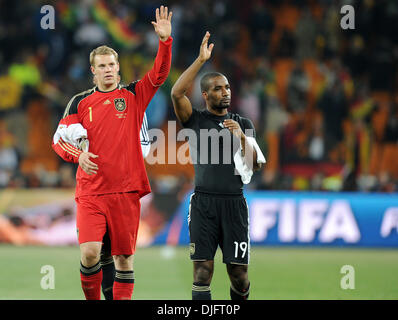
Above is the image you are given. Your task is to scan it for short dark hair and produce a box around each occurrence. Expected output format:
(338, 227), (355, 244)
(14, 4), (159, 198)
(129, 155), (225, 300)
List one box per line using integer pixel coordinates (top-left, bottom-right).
(200, 72), (226, 92)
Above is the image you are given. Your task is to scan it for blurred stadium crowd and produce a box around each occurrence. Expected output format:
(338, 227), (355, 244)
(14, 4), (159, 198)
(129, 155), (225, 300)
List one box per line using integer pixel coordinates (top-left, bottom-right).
(0, 0), (397, 195)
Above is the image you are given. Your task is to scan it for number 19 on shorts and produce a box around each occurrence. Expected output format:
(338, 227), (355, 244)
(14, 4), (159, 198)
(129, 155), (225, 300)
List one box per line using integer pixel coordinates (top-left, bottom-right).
(234, 241), (248, 259)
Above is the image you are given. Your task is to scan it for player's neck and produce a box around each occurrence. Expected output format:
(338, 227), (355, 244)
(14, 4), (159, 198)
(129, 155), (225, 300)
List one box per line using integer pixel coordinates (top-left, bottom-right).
(206, 105), (228, 116)
(97, 82), (118, 92)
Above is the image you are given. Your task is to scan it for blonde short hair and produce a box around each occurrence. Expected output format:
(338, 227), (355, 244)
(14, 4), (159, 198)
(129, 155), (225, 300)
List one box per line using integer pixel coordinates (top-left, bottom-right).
(89, 45), (119, 66)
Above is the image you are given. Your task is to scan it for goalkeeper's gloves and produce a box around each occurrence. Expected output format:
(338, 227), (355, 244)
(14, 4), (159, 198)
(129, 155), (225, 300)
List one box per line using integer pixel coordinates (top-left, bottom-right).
(77, 138), (89, 152)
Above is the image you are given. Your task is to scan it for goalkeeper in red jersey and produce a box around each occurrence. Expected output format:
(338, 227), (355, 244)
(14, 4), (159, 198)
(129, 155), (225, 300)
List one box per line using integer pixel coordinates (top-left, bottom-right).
(52, 6), (173, 300)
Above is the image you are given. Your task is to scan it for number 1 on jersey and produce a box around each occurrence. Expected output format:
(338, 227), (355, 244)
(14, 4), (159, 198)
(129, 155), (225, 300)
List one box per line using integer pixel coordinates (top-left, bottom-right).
(89, 107), (92, 122)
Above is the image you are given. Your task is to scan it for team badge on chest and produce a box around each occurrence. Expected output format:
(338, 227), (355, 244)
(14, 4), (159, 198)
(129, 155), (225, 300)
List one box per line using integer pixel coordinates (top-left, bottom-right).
(114, 98), (126, 112)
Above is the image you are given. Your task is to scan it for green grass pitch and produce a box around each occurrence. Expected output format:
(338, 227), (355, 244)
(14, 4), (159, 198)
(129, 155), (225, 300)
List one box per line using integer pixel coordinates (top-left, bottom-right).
(0, 245), (397, 300)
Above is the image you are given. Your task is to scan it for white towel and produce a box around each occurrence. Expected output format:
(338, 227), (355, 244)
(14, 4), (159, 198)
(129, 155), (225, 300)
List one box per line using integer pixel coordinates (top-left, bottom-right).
(53, 123), (89, 152)
(234, 136), (266, 184)
(53, 116), (151, 157)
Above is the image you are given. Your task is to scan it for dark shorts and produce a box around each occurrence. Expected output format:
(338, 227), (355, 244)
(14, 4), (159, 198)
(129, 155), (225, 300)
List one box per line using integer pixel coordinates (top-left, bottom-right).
(188, 191), (250, 265)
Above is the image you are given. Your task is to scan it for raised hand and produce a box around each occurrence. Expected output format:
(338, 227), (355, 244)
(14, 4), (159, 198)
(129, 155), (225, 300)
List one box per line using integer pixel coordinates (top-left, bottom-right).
(151, 5), (172, 41)
(198, 31), (214, 63)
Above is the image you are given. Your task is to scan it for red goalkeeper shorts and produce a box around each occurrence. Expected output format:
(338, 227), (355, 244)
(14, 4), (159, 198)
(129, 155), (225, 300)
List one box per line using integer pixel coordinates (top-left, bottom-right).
(76, 192), (141, 256)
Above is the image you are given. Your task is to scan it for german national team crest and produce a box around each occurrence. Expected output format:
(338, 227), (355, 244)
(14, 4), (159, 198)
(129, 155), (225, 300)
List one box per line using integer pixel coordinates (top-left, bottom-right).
(114, 98), (126, 112)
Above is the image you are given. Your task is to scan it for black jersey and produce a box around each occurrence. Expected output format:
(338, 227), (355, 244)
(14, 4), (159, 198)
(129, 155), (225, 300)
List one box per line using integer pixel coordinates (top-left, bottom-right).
(182, 108), (256, 195)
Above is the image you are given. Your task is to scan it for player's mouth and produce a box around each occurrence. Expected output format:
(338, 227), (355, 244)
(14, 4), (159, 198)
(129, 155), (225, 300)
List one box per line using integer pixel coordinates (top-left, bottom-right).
(105, 75), (114, 80)
(221, 98), (231, 104)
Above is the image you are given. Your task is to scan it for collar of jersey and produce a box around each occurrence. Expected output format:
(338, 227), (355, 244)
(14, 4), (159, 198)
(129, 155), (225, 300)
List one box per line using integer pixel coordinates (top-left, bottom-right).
(95, 84), (121, 93)
(203, 109), (230, 121)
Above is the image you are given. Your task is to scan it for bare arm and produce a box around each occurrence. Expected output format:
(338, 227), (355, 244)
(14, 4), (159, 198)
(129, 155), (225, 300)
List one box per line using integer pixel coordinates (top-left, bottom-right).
(241, 135), (262, 171)
(171, 32), (214, 124)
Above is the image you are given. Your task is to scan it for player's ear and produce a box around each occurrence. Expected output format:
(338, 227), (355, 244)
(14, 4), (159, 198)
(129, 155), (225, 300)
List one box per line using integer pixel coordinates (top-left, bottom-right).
(202, 91), (208, 101)
(90, 65), (96, 76)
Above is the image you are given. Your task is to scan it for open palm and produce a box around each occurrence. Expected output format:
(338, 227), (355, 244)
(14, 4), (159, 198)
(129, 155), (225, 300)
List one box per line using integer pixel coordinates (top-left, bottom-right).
(152, 6), (172, 41)
(199, 32), (214, 62)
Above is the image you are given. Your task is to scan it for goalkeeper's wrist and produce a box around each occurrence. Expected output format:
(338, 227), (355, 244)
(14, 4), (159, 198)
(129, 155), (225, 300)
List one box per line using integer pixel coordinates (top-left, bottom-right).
(75, 151), (83, 164)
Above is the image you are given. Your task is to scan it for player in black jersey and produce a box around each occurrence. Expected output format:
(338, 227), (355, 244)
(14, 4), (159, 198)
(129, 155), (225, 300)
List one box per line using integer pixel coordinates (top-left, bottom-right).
(171, 32), (265, 300)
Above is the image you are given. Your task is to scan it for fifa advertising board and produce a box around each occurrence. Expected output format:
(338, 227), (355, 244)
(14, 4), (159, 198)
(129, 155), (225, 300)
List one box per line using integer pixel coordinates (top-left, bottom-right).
(154, 191), (398, 247)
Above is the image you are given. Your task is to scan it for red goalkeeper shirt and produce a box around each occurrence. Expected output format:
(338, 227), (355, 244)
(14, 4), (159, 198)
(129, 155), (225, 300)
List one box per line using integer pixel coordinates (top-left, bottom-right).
(52, 37), (172, 198)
